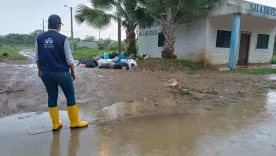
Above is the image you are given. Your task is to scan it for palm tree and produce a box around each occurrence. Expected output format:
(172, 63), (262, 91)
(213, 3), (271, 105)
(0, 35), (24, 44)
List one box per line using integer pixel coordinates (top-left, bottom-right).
(75, 0), (154, 56)
(139, 0), (219, 58)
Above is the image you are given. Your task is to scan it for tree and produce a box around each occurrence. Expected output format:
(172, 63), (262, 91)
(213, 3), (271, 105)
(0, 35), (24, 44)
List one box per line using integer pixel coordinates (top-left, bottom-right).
(0, 35), (6, 44)
(75, 0), (154, 56)
(139, 0), (218, 58)
(274, 35), (276, 54)
(82, 35), (96, 42)
(30, 30), (44, 41)
(69, 37), (82, 42)
(0, 30), (44, 46)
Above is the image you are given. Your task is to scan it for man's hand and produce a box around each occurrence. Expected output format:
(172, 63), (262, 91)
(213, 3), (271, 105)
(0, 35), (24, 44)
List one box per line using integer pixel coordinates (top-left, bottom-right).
(71, 72), (75, 81)
(36, 61), (40, 78)
(69, 64), (75, 81)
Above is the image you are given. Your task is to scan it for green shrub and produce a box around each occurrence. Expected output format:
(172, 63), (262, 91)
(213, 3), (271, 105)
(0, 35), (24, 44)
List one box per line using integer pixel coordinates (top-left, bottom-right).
(272, 55), (276, 64)
(97, 42), (106, 50)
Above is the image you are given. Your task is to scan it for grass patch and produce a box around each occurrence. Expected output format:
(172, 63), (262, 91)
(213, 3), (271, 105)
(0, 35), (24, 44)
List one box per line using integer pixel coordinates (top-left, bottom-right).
(138, 58), (203, 71)
(235, 68), (276, 74)
(173, 59), (203, 70)
(73, 48), (116, 59)
(272, 55), (276, 64)
(0, 46), (31, 60)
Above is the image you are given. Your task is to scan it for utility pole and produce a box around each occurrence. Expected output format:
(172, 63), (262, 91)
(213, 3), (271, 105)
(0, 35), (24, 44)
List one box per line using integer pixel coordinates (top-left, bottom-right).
(70, 7), (74, 51)
(65, 5), (74, 51)
(98, 30), (101, 41)
(117, 0), (122, 54)
(43, 19), (45, 32)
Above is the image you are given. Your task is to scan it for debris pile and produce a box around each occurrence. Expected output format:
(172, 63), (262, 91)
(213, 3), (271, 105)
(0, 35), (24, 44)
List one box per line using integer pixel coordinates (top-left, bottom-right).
(77, 52), (137, 70)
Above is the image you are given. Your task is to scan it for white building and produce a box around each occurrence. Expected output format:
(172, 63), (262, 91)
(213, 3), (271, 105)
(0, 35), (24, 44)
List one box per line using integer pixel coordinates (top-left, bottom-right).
(138, 0), (276, 68)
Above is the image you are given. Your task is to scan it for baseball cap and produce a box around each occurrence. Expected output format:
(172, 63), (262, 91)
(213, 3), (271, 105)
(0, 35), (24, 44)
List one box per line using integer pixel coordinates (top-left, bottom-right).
(48, 14), (63, 25)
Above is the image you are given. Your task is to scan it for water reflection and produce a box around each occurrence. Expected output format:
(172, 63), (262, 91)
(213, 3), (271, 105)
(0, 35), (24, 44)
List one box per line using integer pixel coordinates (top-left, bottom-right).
(50, 128), (88, 156)
(90, 91), (274, 155)
(67, 128), (87, 156)
(50, 131), (61, 156)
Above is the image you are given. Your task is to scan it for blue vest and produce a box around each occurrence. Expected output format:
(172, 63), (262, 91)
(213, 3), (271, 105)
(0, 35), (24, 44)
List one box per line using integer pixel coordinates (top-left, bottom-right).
(37, 30), (69, 72)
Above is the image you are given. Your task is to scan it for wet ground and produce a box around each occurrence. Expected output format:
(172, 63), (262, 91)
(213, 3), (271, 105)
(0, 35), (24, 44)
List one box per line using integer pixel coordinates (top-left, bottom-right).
(2, 50), (276, 155)
(1, 90), (276, 156)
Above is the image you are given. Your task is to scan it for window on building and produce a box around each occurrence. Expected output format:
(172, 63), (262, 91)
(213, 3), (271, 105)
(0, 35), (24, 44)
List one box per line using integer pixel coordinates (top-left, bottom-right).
(257, 34), (269, 49)
(216, 30), (232, 48)
(158, 33), (165, 47)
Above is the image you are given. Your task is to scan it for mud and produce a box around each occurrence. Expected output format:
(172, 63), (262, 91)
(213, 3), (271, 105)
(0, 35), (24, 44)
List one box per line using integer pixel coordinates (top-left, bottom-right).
(1, 50), (276, 117)
(1, 90), (276, 155)
(2, 50), (276, 155)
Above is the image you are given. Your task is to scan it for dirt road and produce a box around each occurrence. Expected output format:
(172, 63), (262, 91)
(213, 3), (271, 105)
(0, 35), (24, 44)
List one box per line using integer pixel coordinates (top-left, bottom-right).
(1, 50), (276, 117)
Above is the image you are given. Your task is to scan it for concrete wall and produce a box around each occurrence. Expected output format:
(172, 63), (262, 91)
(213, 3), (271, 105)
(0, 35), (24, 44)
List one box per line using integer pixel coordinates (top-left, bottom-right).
(137, 0), (276, 65)
(209, 0), (276, 21)
(206, 14), (276, 65)
(77, 42), (97, 49)
(138, 22), (163, 57)
(244, 16), (276, 63)
(174, 18), (207, 62)
(138, 19), (207, 61)
(206, 16), (231, 64)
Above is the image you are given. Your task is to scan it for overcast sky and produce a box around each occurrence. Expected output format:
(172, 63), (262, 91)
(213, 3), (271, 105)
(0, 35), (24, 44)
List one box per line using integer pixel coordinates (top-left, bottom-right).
(0, 0), (275, 40)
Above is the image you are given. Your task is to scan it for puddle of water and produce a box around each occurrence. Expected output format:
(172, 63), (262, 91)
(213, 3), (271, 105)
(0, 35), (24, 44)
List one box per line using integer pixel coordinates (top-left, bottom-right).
(1, 91), (276, 156)
(19, 50), (35, 58)
(271, 65), (276, 69)
(0, 50), (36, 68)
(92, 101), (154, 120)
(268, 74), (276, 81)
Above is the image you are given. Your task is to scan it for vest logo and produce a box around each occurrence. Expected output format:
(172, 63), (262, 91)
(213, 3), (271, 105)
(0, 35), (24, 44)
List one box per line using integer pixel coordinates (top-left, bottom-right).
(44, 37), (54, 49)
(45, 38), (53, 44)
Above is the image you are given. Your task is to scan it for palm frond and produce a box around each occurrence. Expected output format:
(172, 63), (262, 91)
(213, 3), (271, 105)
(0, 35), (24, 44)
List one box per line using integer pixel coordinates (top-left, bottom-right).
(138, 0), (219, 25)
(92, 0), (116, 11)
(134, 7), (155, 28)
(75, 4), (117, 29)
(123, 0), (138, 12)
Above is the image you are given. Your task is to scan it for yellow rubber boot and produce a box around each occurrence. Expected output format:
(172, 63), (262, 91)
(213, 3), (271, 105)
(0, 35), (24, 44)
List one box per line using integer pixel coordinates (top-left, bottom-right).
(67, 105), (88, 129)
(48, 107), (63, 131)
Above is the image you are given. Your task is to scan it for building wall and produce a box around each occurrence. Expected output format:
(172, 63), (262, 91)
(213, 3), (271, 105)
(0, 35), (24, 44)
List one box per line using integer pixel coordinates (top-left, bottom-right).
(174, 18), (207, 62)
(138, 0), (276, 65)
(138, 19), (207, 61)
(206, 16), (232, 64)
(138, 22), (163, 58)
(206, 14), (276, 65)
(209, 0), (276, 21)
(247, 28), (275, 64)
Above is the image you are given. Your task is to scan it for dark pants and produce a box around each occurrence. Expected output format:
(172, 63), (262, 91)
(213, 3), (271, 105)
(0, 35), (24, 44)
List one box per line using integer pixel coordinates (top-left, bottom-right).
(40, 71), (76, 108)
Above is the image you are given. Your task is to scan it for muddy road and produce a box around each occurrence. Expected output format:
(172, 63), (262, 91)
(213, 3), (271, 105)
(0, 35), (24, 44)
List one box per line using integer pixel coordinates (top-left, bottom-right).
(1, 90), (276, 156)
(1, 50), (276, 155)
(1, 50), (276, 117)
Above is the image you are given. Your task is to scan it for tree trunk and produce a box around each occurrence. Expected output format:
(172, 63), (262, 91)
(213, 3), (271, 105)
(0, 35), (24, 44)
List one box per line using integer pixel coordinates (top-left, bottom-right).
(162, 23), (175, 59)
(125, 26), (137, 56)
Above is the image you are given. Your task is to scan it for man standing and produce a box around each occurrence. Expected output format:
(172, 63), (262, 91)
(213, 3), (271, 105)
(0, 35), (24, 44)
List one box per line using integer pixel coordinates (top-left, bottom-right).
(35, 14), (88, 131)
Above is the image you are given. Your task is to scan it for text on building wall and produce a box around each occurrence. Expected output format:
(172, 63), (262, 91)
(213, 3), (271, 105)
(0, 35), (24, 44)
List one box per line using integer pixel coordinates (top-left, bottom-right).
(139, 30), (158, 36)
(249, 3), (276, 16)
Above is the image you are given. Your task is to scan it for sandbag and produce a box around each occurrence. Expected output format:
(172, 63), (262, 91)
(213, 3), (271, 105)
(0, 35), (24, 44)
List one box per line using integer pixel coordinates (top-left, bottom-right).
(86, 59), (98, 68)
(128, 59), (137, 70)
(113, 62), (129, 69)
(118, 55), (126, 60)
(98, 59), (113, 68)
(78, 58), (98, 68)
(109, 52), (118, 59)
(112, 56), (119, 63)
(104, 53), (110, 59)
